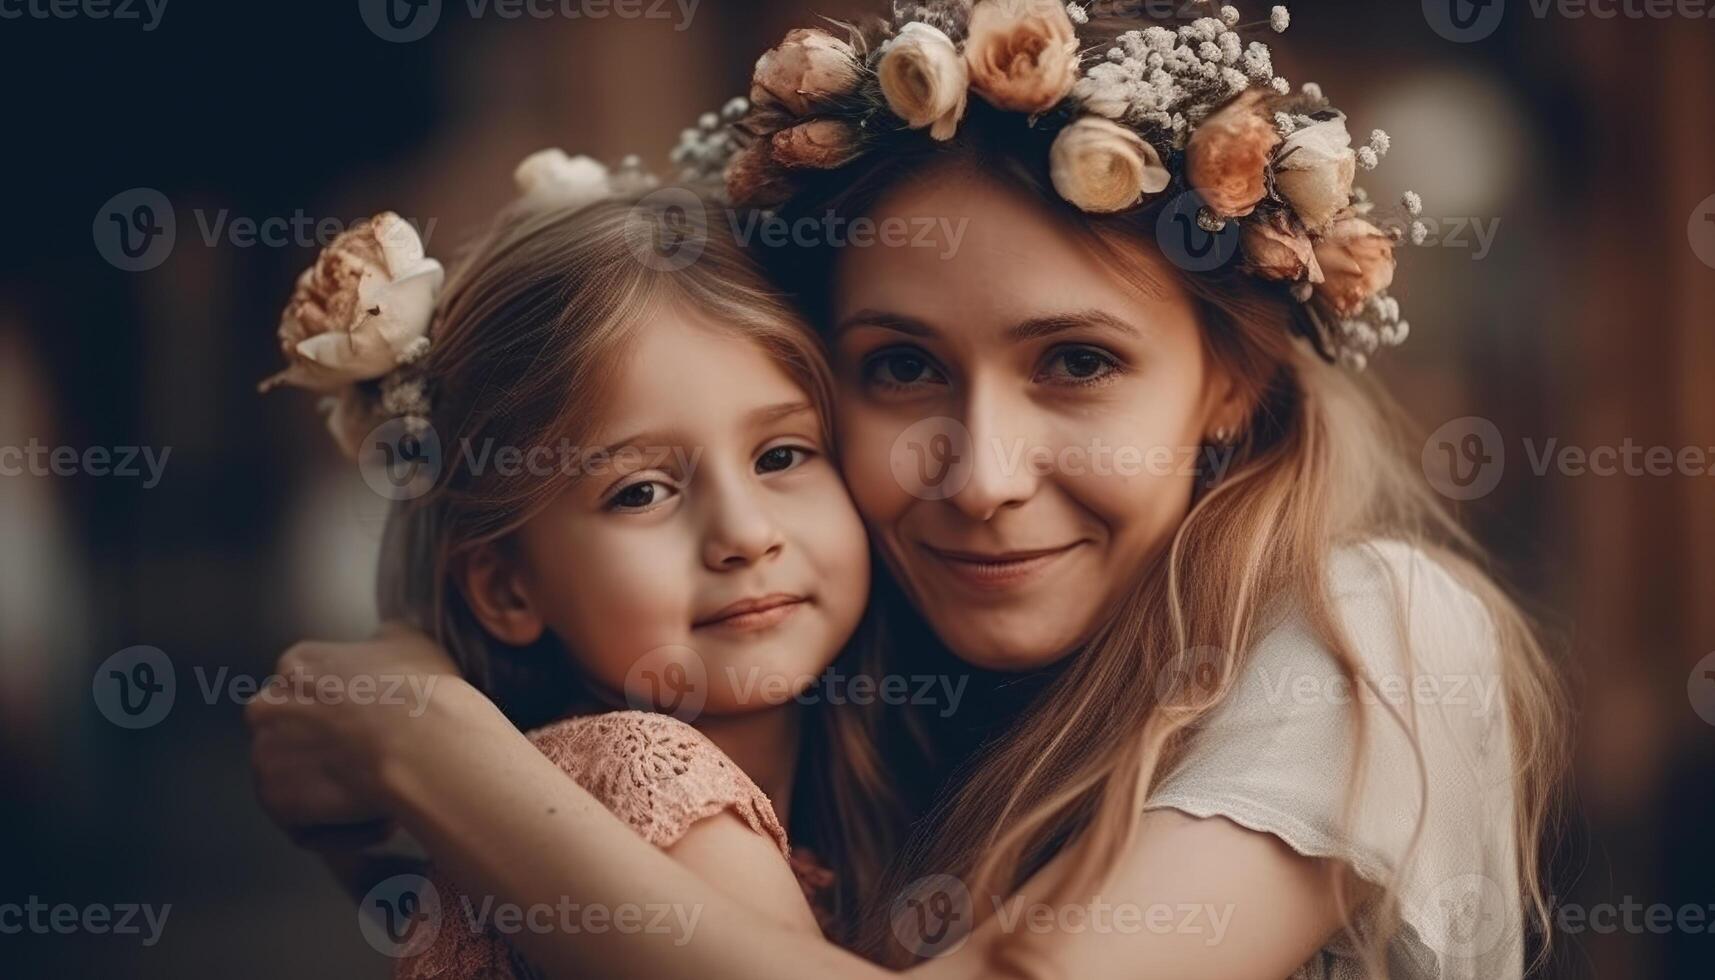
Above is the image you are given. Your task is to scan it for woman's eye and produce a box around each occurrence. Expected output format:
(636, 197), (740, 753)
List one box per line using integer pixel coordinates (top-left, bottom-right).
(756, 445), (811, 474)
(862, 348), (946, 390)
(606, 480), (673, 511)
(1039, 346), (1121, 386)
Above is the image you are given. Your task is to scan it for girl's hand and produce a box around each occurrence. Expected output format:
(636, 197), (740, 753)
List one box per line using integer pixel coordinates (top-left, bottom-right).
(244, 623), (468, 839)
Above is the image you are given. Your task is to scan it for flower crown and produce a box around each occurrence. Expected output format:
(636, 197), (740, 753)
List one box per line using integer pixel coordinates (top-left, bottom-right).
(259, 150), (655, 457)
(672, 0), (1424, 370)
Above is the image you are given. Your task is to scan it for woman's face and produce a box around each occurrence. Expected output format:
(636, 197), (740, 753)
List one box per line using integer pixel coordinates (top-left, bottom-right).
(829, 164), (1235, 670)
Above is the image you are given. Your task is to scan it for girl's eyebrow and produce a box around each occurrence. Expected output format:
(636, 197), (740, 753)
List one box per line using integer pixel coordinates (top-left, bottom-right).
(747, 400), (817, 426)
(591, 401), (816, 460)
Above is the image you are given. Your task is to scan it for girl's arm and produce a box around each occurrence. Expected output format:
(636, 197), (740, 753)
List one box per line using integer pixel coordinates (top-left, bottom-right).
(249, 630), (1349, 980)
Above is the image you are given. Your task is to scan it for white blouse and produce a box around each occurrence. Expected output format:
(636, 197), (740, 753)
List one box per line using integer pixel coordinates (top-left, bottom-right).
(1146, 540), (1522, 980)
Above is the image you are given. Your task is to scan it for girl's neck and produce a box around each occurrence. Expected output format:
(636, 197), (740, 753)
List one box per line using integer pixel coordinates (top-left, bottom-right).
(689, 703), (803, 826)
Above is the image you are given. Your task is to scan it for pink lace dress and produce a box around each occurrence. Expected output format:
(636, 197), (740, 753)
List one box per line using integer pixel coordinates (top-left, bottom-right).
(394, 710), (830, 979)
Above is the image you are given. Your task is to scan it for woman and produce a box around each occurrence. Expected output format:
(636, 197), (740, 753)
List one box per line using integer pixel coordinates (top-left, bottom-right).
(247, 4), (1565, 978)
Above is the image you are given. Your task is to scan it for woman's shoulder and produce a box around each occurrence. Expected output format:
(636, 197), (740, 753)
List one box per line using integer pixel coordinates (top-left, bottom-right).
(1267, 538), (1502, 681)
(524, 711), (789, 856)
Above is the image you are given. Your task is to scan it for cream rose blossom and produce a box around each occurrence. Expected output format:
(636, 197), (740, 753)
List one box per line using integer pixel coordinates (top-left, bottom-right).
(1184, 88), (1280, 219)
(878, 22), (969, 140)
(965, 0), (1080, 115)
(751, 28), (862, 117)
(1274, 116), (1357, 233)
(1050, 116), (1170, 214)
(513, 149), (611, 208)
(1311, 217), (1395, 318)
(259, 213), (443, 394)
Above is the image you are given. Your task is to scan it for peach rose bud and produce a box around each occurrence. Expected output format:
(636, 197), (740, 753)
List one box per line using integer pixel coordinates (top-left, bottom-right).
(751, 28), (862, 117)
(965, 0), (1080, 115)
(259, 213), (443, 394)
(1274, 115), (1357, 233)
(1050, 116), (1170, 214)
(878, 21), (969, 141)
(1311, 217), (1396, 319)
(1242, 211), (1324, 283)
(771, 118), (864, 169)
(1184, 88), (1281, 220)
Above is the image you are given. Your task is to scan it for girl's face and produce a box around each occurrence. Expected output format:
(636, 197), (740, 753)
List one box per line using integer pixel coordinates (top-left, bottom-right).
(494, 305), (869, 717)
(829, 166), (1237, 670)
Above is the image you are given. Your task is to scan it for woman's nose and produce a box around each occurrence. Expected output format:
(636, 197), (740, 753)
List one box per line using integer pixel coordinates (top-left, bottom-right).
(946, 385), (1041, 523)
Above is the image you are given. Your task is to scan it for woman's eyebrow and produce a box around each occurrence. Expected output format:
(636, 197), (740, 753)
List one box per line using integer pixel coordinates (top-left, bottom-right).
(832, 309), (936, 338)
(1006, 309), (1142, 342)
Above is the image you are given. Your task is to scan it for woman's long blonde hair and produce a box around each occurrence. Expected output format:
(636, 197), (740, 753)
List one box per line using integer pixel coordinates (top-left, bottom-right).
(762, 99), (1569, 974)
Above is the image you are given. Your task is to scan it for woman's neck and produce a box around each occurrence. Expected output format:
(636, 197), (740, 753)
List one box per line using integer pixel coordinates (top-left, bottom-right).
(690, 704), (803, 826)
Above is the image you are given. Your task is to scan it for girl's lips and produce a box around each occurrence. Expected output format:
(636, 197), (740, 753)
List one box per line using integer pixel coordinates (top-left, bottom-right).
(921, 543), (1083, 591)
(693, 594), (808, 633)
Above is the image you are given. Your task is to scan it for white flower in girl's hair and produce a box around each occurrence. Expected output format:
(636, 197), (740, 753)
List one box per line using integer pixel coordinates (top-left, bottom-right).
(879, 21), (969, 141)
(259, 213), (444, 394)
(514, 148), (613, 208)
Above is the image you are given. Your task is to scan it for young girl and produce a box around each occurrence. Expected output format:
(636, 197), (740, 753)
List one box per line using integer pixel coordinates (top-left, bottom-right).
(256, 154), (903, 976)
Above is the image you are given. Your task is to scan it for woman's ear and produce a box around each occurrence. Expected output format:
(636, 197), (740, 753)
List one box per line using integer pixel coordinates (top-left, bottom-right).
(1201, 362), (1252, 444)
(457, 543), (546, 647)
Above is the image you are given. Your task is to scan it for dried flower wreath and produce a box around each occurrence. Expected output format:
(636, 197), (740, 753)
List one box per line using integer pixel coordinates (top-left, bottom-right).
(672, 0), (1426, 369)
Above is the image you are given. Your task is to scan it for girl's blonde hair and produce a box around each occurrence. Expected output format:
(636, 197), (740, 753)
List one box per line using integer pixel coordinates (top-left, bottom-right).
(374, 193), (915, 919)
(762, 102), (1569, 975)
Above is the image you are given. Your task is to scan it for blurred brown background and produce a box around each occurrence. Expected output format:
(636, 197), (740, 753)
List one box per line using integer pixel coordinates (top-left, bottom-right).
(0, 0), (1710, 976)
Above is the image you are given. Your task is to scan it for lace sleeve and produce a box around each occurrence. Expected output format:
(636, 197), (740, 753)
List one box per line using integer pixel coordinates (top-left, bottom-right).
(528, 710), (789, 856)
(393, 710), (790, 980)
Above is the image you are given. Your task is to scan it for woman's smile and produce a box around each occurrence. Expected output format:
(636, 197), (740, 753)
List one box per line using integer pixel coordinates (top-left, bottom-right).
(919, 541), (1086, 592)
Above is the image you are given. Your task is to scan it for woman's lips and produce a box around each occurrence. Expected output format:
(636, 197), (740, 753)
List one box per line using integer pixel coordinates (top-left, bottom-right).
(921, 543), (1083, 591)
(693, 594), (808, 633)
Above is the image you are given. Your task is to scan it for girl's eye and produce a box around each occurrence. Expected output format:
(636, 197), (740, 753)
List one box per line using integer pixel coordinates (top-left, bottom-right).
(606, 480), (674, 512)
(756, 445), (812, 474)
(862, 348), (946, 391)
(1039, 346), (1122, 386)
